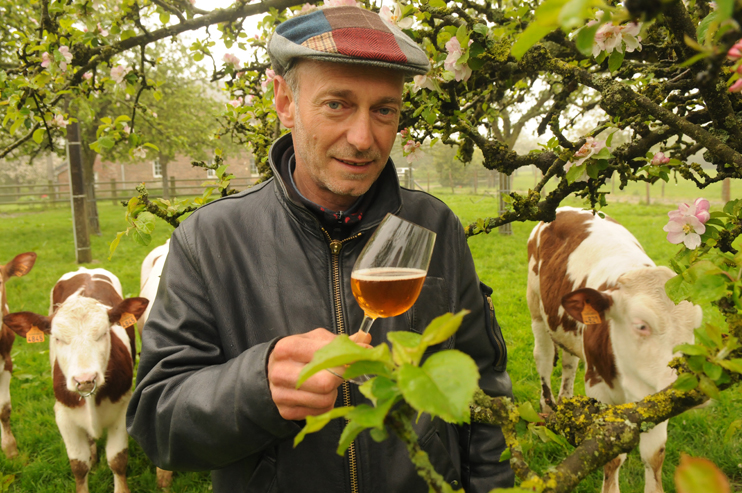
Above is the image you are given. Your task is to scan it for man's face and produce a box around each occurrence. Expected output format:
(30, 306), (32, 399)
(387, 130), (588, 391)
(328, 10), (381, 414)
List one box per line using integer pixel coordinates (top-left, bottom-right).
(275, 60), (404, 211)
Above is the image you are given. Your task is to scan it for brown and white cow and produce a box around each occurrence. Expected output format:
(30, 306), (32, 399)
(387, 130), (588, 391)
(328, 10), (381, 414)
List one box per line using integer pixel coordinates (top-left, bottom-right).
(527, 207), (703, 493)
(0, 252), (37, 458)
(137, 240), (173, 489)
(3, 267), (147, 493)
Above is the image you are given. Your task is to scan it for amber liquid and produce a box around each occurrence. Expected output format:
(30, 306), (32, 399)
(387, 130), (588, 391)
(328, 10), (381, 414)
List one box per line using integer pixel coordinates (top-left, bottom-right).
(351, 267), (426, 319)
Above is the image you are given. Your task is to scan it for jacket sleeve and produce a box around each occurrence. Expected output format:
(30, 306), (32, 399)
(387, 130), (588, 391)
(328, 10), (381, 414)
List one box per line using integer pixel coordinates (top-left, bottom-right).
(126, 226), (300, 471)
(451, 224), (515, 492)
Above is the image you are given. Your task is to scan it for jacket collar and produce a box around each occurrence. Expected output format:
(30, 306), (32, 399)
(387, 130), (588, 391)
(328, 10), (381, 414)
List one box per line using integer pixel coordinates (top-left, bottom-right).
(268, 133), (403, 235)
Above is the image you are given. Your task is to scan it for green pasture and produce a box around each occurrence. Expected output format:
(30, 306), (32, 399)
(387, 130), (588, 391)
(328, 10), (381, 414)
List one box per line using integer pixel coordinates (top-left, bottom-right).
(1, 191), (741, 492)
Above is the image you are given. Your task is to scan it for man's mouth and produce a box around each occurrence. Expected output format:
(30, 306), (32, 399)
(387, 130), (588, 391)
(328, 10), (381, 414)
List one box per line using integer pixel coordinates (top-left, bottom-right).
(336, 158), (370, 166)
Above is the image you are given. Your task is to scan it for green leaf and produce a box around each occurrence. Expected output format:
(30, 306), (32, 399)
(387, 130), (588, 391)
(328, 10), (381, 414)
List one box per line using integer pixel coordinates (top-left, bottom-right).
(499, 448), (512, 462)
(143, 142), (160, 151)
(97, 136), (115, 150)
(428, 0), (447, 8)
(518, 401), (542, 423)
(705, 324), (723, 349)
(32, 127), (45, 144)
(473, 23), (489, 35)
(673, 373), (699, 392)
(703, 361), (722, 381)
(511, 23), (554, 61)
(342, 360), (393, 381)
(387, 330), (424, 366)
(608, 49), (625, 73)
(678, 51), (711, 68)
(358, 375), (399, 405)
(294, 407), (352, 447)
(134, 211), (156, 234)
(558, 0), (591, 31)
(297, 336), (392, 387)
(697, 374), (720, 400)
(565, 163), (586, 183)
(674, 454), (731, 493)
(543, 427), (571, 449)
(420, 310), (468, 349)
(723, 419), (741, 444)
(665, 275), (691, 303)
(159, 12), (170, 24)
(673, 343), (709, 356)
(132, 228), (152, 247)
(718, 359), (742, 374)
(397, 350), (479, 423)
(108, 230), (126, 260)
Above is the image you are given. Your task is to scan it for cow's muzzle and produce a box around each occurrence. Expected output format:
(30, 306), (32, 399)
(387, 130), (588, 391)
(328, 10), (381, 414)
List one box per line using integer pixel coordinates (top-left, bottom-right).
(74, 377), (98, 397)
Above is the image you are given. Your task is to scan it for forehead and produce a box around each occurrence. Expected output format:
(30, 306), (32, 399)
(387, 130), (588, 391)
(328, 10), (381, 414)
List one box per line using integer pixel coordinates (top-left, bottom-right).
(295, 60), (404, 100)
(52, 296), (110, 336)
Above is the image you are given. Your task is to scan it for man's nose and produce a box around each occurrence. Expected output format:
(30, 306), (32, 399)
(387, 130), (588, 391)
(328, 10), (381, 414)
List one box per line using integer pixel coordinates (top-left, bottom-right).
(346, 112), (373, 151)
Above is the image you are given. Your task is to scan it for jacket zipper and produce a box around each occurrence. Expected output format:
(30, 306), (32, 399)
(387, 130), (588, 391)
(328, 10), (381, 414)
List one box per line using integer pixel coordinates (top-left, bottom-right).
(487, 295), (506, 368)
(322, 228), (362, 493)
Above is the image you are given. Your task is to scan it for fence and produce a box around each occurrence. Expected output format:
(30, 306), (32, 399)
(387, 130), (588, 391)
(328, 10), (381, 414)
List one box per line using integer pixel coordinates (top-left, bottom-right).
(0, 176), (261, 208)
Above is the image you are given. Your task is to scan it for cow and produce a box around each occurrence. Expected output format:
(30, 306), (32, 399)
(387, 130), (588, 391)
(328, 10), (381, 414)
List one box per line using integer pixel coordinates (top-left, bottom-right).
(526, 207), (703, 493)
(3, 267), (148, 493)
(137, 240), (173, 489)
(0, 252), (37, 458)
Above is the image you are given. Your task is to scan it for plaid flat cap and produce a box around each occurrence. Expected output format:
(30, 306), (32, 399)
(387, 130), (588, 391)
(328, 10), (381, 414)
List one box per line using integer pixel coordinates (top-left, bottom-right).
(268, 6), (430, 76)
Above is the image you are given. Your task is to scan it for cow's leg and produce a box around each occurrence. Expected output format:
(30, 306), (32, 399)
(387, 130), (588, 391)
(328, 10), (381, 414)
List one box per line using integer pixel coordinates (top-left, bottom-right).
(88, 435), (98, 466)
(602, 453), (626, 493)
(532, 317), (557, 413)
(56, 409), (92, 493)
(106, 412), (131, 493)
(0, 364), (18, 458)
(156, 468), (174, 490)
(639, 421), (667, 493)
(557, 350), (579, 402)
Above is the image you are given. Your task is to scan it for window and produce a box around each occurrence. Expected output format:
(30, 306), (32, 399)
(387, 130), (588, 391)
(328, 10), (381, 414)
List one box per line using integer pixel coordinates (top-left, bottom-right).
(153, 159), (162, 178)
(206, 168), (217, 178)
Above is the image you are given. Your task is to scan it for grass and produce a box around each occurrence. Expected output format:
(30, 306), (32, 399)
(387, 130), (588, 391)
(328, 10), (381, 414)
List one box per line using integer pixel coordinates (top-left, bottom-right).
(1, 190), (741, 492)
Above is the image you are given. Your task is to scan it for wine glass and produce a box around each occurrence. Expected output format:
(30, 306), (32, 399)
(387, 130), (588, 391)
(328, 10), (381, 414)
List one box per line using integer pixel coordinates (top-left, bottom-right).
(344, 213), (436, 383)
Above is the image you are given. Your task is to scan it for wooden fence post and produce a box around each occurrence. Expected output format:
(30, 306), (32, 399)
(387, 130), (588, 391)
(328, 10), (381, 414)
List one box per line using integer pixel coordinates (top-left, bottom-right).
(48, 179), (56, 203)
(66, 121), (92, 263)
(498, 172), (513, 235)
(111, 178), (117, 205)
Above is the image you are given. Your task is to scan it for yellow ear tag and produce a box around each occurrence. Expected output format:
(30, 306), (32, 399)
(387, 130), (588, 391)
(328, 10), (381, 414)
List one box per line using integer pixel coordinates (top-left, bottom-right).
(581, 303), (603, 325)
(14, 264), (29, 276)
(120, 312), (137, 329)
(26, 326), (45, 343)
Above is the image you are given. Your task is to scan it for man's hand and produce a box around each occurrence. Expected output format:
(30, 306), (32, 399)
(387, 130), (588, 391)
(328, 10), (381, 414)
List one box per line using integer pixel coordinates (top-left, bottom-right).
(267, 328), (371, 421)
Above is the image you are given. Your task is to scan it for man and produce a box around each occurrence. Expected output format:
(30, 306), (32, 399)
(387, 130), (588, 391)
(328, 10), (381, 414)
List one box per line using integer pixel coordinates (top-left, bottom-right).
(127, 5), (514, 492)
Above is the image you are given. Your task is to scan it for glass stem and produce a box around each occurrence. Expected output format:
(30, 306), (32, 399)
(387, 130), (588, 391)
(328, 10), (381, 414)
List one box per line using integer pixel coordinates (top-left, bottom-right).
(358, 315), (376, 334)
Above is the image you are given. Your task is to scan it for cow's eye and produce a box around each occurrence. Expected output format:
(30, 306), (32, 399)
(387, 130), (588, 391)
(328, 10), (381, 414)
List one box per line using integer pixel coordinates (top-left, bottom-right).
(54, 336), (68, 345)
(633, 321), (651, 335)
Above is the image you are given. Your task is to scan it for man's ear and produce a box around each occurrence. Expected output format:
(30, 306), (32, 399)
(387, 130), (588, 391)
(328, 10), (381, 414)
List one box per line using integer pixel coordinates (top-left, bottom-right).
(274, 75), (296, 129)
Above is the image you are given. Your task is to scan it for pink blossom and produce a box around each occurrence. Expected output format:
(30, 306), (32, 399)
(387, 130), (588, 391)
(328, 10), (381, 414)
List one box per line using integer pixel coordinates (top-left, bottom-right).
(564, 137), (606, 180)
(59, 46), (73, 63)
(189, 0), (196, 4)
(728, 39), (742, 60)
(399, 128), (410, 139)
(152, 112), (158, 118)
(444, 37), (473, 82)
(591, 13), (642, 57)
(132, 146), (147, 159)
(380, 3), (413, 29)
(663, 199), (710, 249)
(324, 0), (361, 7)
(50, 114), (69, 128)
(262, 68), (276, 90)
(222, 53), (242, 70)
(651, 152), (670, 165)
(97, 23), (108, 37)
(729, 79), (742, 93)
(228, 97), (243, 108)
(245, 95), (255, 104)
(122, 123), (131, 135)
(299, 3), (314, 14)
(41, 52), (51, 68)
(83, 72), (93, 80)
(403, 140), (423, 163)
(412, 74), (437, 93)
(110, 65), (132, 85)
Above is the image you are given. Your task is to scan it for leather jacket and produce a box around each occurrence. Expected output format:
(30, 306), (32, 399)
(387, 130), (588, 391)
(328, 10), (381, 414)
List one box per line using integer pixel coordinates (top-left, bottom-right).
(126, 133), (514, 493)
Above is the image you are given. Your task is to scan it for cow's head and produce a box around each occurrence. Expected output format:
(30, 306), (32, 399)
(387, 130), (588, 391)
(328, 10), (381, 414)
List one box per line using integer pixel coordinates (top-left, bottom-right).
(562, 266), (702, 400)
(1, 252), (37, 314)
(4, 294), (147, 396)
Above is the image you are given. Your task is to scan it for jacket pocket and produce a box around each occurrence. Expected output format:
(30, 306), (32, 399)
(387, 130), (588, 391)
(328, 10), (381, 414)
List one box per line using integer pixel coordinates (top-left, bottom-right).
(480, 282), (508, 372)
(245, 454), (277, 492)
(409, 276), (453, 351)
(419, 424), (463, 490)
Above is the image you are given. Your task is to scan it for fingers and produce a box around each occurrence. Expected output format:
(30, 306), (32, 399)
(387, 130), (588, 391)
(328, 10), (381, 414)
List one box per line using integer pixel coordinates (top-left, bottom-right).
(349, 331), (372, 347)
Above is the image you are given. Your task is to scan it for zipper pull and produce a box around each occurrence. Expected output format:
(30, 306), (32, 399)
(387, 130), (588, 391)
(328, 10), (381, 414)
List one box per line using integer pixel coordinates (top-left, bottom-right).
(329, 239), (343, 255)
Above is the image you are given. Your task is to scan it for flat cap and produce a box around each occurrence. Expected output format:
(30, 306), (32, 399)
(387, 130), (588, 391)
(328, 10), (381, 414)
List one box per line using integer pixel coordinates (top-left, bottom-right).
(267, 6), (430, 76)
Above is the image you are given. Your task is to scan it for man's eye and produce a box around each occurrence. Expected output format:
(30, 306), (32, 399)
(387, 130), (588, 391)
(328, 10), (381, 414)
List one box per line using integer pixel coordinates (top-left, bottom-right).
(327, 101), (342, 110)
(378, 107), (395, 116)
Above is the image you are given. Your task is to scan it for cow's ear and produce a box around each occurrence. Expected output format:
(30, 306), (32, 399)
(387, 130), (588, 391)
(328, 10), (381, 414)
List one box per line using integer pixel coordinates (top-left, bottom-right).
(3, 312), (51, 337)
(562, 288), (612, 325)
(3, 252), (37, 279)
(109, 297), (150, 324)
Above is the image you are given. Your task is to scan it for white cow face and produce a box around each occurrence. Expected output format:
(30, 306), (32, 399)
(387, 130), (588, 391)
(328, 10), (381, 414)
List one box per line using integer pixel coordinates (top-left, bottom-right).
(563, 266), (703, 401)
(3, 294), (147, 396)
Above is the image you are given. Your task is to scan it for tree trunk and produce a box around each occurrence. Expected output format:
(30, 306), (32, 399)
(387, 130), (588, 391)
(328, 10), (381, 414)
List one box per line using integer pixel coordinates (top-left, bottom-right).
(160, 155), (170, 200)
(81, 144), (101, 235)
(66, 121), (92, 263)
